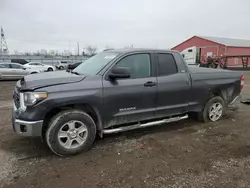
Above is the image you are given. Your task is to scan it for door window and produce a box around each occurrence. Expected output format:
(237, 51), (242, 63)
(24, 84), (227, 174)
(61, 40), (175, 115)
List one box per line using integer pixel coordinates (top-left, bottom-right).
(0, 64), (10, 68)
(157, 53), (178, 76)
(29, 63), (41, 66)
(114, 54), (151, 79)
(10, 64), (22, 69)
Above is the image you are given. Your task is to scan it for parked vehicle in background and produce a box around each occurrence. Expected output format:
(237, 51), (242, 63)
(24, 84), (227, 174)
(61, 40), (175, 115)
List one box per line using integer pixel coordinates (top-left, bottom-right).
(24, 62), (56, 72)
(12, 49), (243, 156)
(0, 62), (41, 80)
(55, 61), (72, 70)
(67, 62), (82, 70)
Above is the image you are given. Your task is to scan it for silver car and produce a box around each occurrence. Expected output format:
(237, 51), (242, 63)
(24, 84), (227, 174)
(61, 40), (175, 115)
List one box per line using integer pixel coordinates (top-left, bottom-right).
(0, 62), (40, 80)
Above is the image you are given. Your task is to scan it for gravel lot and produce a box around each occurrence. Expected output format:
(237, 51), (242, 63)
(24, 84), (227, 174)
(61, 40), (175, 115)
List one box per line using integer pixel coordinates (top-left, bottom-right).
(0, 71), (250, 188)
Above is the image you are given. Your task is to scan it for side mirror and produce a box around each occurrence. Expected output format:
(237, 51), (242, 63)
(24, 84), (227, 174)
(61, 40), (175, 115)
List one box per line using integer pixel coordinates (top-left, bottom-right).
(109, 67), (131, 79)
(22, 67), (26, 70)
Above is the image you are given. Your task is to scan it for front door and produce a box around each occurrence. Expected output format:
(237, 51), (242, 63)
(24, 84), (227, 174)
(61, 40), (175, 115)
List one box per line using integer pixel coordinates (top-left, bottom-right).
(103, 53), (157, 128)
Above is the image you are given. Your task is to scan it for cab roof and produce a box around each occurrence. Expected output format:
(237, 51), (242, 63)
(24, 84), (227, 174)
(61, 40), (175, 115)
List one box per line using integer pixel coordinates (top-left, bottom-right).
(105, 48), (178, 54)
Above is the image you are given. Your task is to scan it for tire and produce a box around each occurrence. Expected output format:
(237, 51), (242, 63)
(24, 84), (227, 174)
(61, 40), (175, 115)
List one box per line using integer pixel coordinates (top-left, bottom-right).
(208, 63), (217, 69)
(46, 110), (96, 157)
(59, 66), (64, 70)
(198, 96), (225, 123)
(47, 67), (53, 71)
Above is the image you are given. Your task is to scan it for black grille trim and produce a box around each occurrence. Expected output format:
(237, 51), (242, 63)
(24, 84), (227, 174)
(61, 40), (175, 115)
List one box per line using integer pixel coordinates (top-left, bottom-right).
(13, 87), (20, 109)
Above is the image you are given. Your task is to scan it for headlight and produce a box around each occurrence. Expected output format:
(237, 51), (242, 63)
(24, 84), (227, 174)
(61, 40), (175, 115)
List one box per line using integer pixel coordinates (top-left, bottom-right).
(23, 92), (48, 106)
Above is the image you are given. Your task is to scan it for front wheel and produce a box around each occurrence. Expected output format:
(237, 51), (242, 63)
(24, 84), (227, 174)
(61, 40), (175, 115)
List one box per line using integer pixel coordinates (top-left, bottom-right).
(199, 96), (226, 123)
(46, 110), (96, 157)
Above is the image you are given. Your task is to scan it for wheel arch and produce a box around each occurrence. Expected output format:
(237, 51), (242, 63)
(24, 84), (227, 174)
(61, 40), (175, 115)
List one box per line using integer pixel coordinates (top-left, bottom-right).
(42, 103), (103, 139)
(210, 88), (223, 98)
(209, 85), (236, 105)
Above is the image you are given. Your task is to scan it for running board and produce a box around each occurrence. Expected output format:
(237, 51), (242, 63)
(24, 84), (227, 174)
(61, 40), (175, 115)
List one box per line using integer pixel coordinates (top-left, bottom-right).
(103, 115), (189, 134)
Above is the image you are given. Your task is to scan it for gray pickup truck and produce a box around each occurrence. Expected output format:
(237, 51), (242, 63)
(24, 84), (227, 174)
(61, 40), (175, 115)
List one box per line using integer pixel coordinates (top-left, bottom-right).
(12, 49), (244, 156)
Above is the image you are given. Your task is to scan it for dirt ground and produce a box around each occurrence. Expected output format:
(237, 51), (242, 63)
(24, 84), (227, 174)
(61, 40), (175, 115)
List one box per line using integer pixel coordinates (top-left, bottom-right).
(0, 71), (250, 188)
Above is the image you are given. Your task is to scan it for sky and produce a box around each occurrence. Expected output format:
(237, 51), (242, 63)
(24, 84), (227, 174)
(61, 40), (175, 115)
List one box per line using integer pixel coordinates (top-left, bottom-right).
(0, 0), (250, 53)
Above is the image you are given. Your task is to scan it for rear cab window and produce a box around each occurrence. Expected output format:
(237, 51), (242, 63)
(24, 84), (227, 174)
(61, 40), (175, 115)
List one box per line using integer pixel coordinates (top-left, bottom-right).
(157, 53), (178, 76)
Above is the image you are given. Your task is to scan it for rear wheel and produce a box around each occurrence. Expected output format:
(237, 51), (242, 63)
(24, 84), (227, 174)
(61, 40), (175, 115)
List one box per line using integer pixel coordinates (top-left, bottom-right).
(47, 67), (53, 71)
(45, 110), (96, 157)
(59, 66), (64, 70)
(198, 96), (225, 122)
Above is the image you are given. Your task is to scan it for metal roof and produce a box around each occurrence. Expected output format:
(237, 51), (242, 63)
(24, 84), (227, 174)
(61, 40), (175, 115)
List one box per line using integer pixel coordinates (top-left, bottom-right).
(198, 36), (250, 47)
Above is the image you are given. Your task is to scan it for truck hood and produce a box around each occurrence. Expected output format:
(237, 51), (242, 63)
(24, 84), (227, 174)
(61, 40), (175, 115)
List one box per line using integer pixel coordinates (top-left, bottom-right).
(19, 71), (86, 91)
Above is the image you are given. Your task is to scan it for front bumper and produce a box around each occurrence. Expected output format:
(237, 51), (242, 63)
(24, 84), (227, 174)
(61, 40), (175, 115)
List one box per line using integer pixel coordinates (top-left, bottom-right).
(228, 95), (241, 111)
(12, 104), (43, 137)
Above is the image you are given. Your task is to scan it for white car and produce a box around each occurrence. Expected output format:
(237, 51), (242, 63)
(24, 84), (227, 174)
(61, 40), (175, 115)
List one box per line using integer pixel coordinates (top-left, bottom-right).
(55, 61), (72, 70)
(24, 62), (56, 72)
(0, 62), (42, 80)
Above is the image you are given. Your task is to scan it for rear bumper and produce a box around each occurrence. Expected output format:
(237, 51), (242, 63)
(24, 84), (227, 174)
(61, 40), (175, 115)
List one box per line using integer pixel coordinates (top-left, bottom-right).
(228, 95), (241, 111)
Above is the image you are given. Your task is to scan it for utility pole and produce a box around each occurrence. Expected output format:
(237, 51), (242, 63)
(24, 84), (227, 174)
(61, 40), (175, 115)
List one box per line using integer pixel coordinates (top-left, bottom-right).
(77, 42), (79, 56)
(0, 27), (9, 55)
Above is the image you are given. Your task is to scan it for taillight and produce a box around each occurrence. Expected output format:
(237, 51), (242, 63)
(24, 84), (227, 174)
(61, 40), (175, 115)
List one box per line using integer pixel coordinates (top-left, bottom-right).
(241, 75), (244, 89)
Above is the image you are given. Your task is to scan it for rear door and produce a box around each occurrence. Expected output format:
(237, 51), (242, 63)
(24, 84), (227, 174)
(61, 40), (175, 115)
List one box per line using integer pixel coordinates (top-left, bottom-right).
(27, 63), (44, 71)
(10, 64), (28, 79)
(0, 63), (11, 79)
(102, 52), (157, 128)
(155, 52), (191, 117)
(35, 63), (46, 71)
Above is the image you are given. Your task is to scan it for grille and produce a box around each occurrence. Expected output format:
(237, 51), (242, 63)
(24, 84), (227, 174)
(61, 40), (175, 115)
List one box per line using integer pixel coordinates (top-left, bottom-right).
(13, 87), (20, 109)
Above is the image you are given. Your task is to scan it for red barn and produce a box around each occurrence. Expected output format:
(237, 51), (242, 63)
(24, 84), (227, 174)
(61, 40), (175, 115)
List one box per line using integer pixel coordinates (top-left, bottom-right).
(172, 36), (250, 66)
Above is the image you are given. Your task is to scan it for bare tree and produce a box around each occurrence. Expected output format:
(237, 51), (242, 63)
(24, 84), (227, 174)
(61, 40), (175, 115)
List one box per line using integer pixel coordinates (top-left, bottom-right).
(24, 52), (32, 56)
(14, 50), (19, 55)
(40, 49), (47, 55)
(103, 45), (114, 51)
(32, 50), (41, 56)
(124, 44), (134, 49)
(48, 50), (56, 56)
(83, 45), (97, 57)
(54, 50), (60, 56)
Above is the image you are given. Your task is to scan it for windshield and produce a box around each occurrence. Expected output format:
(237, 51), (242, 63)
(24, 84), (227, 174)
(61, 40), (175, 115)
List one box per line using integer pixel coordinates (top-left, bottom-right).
(73, 52), (119, 75)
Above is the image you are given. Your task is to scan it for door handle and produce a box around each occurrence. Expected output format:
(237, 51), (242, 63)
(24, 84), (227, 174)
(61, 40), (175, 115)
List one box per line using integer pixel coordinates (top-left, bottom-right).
(144, 81), (156, 87)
